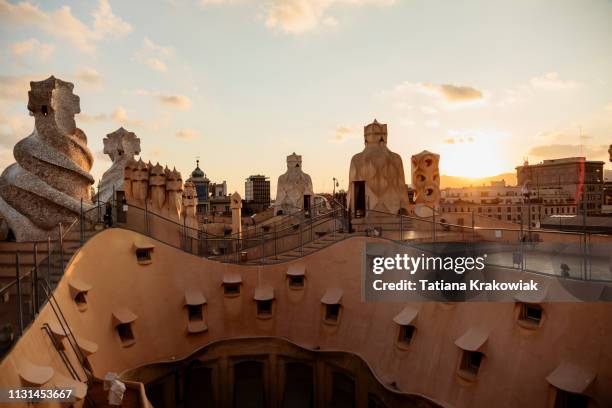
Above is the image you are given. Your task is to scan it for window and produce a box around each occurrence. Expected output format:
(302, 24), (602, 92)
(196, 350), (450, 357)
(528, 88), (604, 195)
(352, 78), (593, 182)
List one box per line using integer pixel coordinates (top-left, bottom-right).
(517, 303), (543, 328)
(224, 283), (240, 296)
(322, 288), (342, 324)
(74, 291), (87, 310)
(116, 323), (134, 345)
(398, 325), (415, 345)
(325, 304), (341, 322)
(554, 389), (589, 408)
(460, 351), (483, 376)
(136, 248), (152, 263)
(257, 300), (273, 317)
(188, 304), (203, 321)
(288, 275), (304, 288)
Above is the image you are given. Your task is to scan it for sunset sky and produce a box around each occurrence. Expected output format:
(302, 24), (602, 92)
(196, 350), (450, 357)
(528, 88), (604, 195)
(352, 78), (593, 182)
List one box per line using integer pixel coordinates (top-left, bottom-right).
(1, 0), (611, 196)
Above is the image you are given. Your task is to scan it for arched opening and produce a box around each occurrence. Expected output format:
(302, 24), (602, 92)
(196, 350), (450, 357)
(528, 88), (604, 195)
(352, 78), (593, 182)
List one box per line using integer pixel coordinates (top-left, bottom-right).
(234, 361), (266, 408)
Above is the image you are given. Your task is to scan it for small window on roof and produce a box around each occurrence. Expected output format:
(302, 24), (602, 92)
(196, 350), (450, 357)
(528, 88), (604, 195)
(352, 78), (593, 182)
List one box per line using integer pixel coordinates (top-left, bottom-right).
(257, 300), (273, 317)
(287, 264), (306, 289)
(69, 279), (92, 312)
(113, 309), (137, 347)
(460, 350), (483, 377)
(325, 304), (340, 322)
(117, 323), (134, 345)
(223, 274), (242, 297)
(224, 283), (240, 296)
(188, 304), (203, 321)
(136, 248), (152, 263)
(254, 286), (274, 319)
(517, 302), (543, 329)
(553, 389), (589, 408)
(398, 325), (415, 345)
(321, 288), (343, 325)
(288, 275), (304, 288)
(74, 291), (87, 309)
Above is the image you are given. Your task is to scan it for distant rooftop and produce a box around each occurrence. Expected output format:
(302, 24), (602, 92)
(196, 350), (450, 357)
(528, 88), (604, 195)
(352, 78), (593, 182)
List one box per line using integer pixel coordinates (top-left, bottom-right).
(517, 157), (605, 168)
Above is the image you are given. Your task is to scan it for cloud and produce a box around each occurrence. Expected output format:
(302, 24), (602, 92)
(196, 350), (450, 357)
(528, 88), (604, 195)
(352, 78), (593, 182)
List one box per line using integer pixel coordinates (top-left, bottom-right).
(78, 112), (108, 123)
(382, 81), (486, 117)
(527, 144), (608, 160)
(93, 0), (132, 38)
(136, 90), (192, 109)
(134, 37), (174, 72)
(530, 72), (580, 90)
(333, 125), (353, 142)
(424, 119), (440, 128)
(0, 112), (32, 147)
(111, 106), (143, 127)
(157, 94), (191, 109)
(175, 129), (199, 140)
(0, 75), (32, 101)
(200, 0), (395, 34)
(443, 136), (474, 144)
(0, 0), (131, 54)
(75, 67), (103, 90)
(421, 83), (483, 102)
(9, 38), (54, 62)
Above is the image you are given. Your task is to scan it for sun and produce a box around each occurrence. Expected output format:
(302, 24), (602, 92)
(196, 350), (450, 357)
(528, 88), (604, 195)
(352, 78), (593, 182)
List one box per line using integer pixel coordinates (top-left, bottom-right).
(439, 138), (509, 178)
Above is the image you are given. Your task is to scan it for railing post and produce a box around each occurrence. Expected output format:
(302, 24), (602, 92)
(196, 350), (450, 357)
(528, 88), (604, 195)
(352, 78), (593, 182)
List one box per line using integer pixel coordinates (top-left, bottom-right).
(16, 253), (23, 337)
(47, 237), (51, 286)
(300, 219), (303, 255)
(274, 225), (277, 259)
(58, 223), (64, 271)
(261, 229), (266, 264)
(432, 209), (436, 244)
(333, 210), (336, 239)
(144, 200), (149, 235)
(80, 198), (84, 245)
(310, 215), (313, 243)
(33, 243), (39, 315)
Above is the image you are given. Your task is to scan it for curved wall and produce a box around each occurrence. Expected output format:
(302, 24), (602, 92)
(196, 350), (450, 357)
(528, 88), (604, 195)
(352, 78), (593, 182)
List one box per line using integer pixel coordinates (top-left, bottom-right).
(1, 228), (611, 407)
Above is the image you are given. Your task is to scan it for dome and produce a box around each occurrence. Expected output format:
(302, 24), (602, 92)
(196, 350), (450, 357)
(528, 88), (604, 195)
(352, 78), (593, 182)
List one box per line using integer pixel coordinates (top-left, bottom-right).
(191, 160), (205, 179)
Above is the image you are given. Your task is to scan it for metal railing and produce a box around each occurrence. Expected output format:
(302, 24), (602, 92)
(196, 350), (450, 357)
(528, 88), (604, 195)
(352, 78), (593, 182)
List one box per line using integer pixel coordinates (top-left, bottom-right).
(0, 200), (110, 360)
(119, 202), (349, 264)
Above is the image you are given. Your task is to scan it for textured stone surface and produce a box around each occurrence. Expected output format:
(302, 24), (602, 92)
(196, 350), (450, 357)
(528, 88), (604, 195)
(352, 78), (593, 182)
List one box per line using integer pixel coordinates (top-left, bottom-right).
(347, 120), (410, 215)
(411, 150), (440, 205)
(274, 152), (314, 215)
(182, 180), (198, 236)
(97, 127), (140, 203)
(0, 76), (94, 241)
(231, 191), (242, 238)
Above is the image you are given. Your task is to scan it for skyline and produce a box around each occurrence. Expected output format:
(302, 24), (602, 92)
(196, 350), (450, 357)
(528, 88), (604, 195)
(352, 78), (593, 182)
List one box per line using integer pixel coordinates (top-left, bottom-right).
(1, 0), (611, 196)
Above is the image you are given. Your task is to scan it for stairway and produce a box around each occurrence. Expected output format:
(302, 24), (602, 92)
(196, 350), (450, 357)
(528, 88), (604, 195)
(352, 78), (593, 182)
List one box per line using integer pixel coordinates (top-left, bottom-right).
(244, 231), (360, 264)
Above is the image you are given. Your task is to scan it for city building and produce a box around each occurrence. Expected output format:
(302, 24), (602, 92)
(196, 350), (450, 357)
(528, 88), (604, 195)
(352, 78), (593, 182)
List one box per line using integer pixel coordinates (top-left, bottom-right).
(440, 180), (541, 226)
(516, 157), (604, 215)
(187, 160), (210, 215)
(244, 174), (270, 214)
